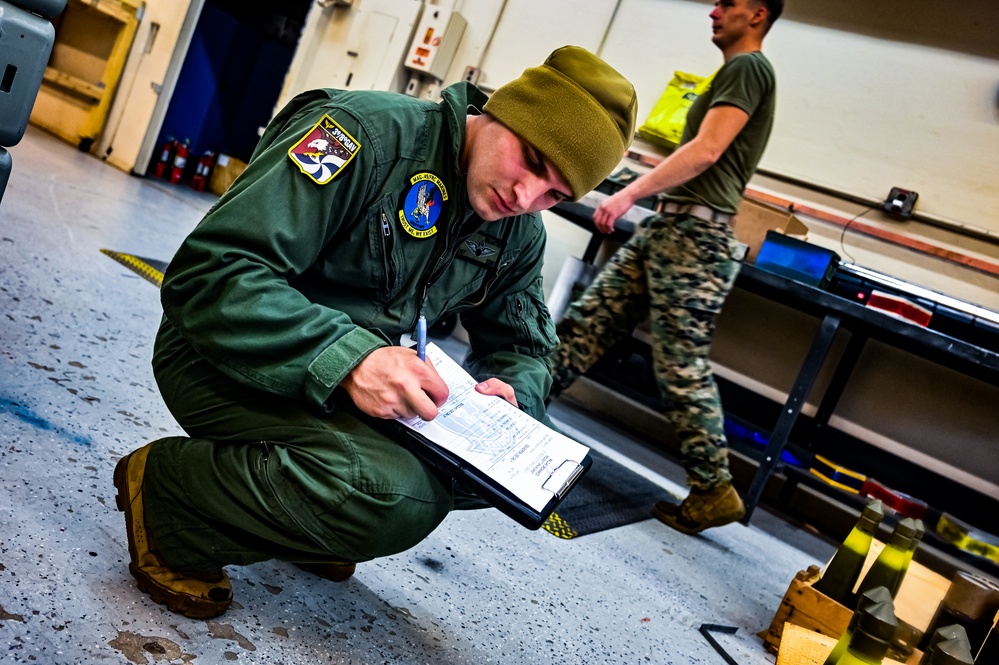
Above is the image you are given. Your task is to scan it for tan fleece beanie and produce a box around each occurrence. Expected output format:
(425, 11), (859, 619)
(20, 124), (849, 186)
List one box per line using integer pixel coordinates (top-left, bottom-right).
(483, 45), (637, 200)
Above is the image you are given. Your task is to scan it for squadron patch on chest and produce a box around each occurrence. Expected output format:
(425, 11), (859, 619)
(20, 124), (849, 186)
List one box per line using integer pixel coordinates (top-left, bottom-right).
(399, 172), (448, 239)
(287, 115), (360, 185)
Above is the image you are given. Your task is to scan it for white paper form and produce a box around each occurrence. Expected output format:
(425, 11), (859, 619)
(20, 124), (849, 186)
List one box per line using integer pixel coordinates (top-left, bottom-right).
(397, 343), (590, 513)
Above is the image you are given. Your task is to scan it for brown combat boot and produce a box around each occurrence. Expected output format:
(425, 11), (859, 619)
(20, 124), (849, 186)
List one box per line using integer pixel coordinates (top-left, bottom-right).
(113, 443), (233, 619)
(295, 562), (357, 582)
(651, 483), (746, 534)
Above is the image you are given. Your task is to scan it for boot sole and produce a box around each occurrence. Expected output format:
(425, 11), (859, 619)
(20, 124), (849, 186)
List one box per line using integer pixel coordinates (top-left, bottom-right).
(295, 562), (356, 582)
(114, 452), (231, 619)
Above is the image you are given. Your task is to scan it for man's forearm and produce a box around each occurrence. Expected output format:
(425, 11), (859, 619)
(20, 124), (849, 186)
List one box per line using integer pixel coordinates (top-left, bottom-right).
(622, 103), (751, 203)
(621, 138), (718, 202)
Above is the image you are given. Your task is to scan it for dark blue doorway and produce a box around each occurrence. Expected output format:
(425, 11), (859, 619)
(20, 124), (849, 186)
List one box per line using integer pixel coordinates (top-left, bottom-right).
(150, 0), (312, 180)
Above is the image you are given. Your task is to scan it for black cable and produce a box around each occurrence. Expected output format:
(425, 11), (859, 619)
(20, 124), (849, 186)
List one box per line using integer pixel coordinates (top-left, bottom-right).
(699, 624), (741, 665)
(838, 206), (876, 264)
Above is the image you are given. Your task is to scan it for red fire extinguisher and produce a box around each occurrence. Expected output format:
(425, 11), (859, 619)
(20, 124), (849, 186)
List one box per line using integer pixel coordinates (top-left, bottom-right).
(190, 151), (215, 192)
(153, 137), (175, 179)
(169, 139), (190, 184)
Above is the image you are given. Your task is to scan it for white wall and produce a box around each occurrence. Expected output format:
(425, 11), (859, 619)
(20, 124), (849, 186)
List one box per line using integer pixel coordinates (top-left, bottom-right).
(90, 0), (999, 312)
(278, 0), (423, 107)
(399, 0), (999, 238)
(755, 22), (999, 235)
(477, 0), (999, 236)
(474, 0), (619, 91)
(485, 0), (999, 311)
(107, 0), (999, 238)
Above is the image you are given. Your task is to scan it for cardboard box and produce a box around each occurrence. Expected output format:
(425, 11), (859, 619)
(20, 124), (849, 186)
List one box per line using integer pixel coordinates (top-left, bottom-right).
(863, 540), (951, 632)
(208, 154), (249, 197)
(732, 198), (809, 263)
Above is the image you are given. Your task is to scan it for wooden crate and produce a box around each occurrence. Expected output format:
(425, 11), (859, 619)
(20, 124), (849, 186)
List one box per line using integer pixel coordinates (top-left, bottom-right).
(762, 548), (951, 656)
(761, 565), (853, 655)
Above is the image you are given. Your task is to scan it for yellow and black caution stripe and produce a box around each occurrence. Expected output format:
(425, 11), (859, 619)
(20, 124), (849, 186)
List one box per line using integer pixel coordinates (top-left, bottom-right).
(542, 513), (579, 540)
(538, 449), (672, 539)
(101, 249), (167, 287)
(935, 513), (999, 564)
(809, 454), (866, 494)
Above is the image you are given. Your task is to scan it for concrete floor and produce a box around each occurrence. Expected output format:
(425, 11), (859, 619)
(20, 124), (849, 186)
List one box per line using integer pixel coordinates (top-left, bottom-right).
(0, 126), (834, 665)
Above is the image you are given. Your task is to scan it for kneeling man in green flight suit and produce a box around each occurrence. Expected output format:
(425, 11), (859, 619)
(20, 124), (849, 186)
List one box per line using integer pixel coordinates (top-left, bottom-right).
(114, 45), (637, 619)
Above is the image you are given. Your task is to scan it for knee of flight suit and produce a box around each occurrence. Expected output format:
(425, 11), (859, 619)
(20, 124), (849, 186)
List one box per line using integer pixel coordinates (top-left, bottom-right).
(322, 482), (455, 561)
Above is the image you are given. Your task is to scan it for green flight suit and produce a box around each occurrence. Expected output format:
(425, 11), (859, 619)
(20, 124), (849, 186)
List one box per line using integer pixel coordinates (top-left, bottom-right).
(143, 83), (558, 573)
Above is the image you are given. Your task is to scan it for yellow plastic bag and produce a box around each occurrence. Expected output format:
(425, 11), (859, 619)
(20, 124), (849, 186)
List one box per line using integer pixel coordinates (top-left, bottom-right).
(637, 70), (715, 147)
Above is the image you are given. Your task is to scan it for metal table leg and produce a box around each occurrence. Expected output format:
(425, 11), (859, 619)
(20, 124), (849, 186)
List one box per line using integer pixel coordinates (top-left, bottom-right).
(740, 314), (842, 523)
(807, 331), (867, 447)
(580, 233), (605, 265)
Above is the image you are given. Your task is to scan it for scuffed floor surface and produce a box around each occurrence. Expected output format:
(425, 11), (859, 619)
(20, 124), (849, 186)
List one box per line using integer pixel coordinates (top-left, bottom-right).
(0, 127), (825, 664)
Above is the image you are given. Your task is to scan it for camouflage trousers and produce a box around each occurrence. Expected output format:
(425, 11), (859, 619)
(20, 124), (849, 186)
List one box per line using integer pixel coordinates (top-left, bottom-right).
(551, 212), (741, 489)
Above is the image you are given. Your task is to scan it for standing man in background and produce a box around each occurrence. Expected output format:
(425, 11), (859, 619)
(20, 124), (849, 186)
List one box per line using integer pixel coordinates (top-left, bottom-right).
(549, 0), (782, 534)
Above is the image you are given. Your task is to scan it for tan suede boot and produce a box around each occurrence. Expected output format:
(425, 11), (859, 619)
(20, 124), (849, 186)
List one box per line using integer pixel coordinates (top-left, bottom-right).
(651, 483), (746, 534)
(113, 443), (233, 619)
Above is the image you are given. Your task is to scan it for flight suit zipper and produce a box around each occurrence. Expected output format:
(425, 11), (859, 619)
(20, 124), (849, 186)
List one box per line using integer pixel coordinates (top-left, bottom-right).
(461, 258), (510, 307)
(413, 181), (472, 330)
(380, 211), (397, 290)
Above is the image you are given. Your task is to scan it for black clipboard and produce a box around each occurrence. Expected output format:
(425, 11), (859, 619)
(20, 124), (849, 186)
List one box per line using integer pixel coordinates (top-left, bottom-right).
(392, 422), (592, 530)
(340, 398), (592, 530)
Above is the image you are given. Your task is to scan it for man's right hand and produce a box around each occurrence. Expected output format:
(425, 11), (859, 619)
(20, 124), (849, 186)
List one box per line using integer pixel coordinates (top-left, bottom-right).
(340, 346), (449, 421)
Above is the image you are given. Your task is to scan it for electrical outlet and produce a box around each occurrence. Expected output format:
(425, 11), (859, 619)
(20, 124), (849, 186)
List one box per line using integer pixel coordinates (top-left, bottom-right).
(882, 187), (918, 218)
(462, 66), (480, 85)
(404, 75), (421, 97)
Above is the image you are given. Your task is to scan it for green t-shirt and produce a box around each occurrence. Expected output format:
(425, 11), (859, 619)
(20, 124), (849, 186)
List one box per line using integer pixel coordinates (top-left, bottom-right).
(665, 51), (776, 214)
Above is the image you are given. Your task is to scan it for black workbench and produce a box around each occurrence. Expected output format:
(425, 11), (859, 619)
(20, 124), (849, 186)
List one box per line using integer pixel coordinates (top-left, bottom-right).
(548, 200), (999, 525)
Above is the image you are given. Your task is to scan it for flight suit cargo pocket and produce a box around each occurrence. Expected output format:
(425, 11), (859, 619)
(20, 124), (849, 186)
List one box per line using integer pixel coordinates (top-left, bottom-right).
(506, 277), (557, 356)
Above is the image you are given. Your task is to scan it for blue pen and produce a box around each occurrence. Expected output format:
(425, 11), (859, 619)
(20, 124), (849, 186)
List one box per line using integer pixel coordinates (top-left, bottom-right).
(416, 314), (427, 362)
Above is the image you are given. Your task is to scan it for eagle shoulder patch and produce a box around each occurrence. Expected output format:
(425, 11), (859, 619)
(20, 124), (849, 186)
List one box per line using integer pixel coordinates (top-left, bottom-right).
(287, 115), (361, 184)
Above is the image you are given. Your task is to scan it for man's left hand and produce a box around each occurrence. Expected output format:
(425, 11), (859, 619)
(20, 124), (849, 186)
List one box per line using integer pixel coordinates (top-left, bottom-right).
(474, 378), (518, 408)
